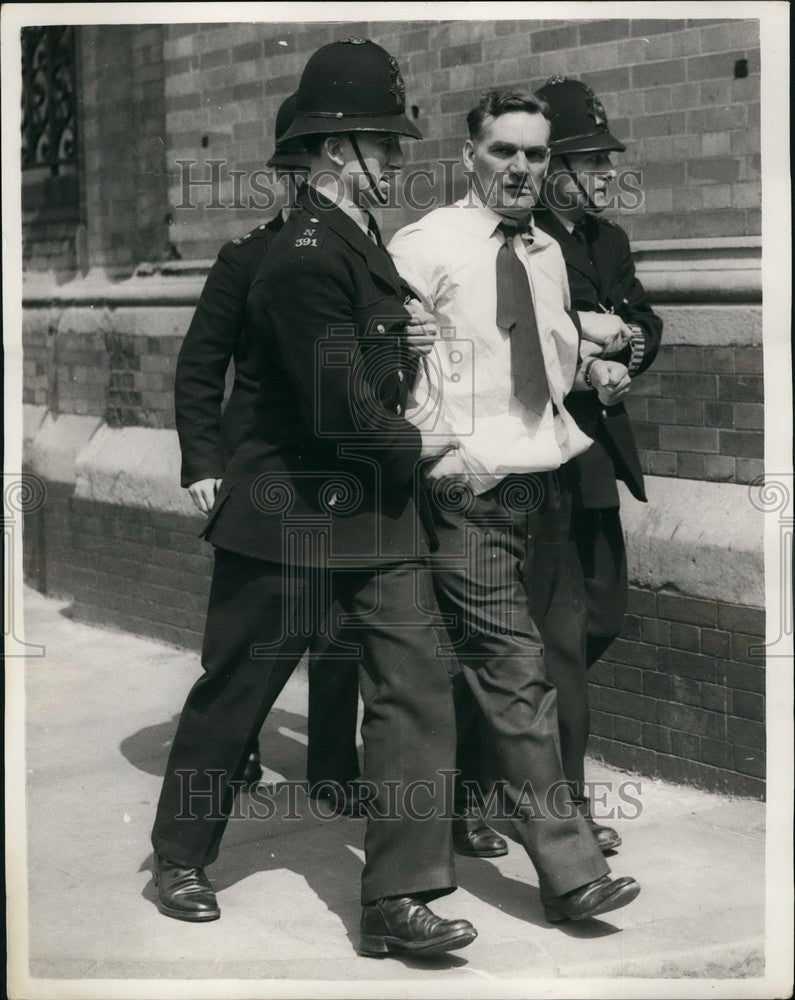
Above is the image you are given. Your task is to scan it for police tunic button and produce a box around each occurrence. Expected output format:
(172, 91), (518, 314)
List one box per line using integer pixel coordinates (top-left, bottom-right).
(377, 323), (385, 334)
(601, 409), (608, 417)
(395, 403), (402, 416)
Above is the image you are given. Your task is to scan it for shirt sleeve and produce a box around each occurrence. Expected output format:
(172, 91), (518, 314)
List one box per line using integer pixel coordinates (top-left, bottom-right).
(387, 225), (441, 310)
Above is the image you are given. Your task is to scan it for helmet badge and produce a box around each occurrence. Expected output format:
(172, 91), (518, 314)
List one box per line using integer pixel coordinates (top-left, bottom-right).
(583, 84), (608, 127)
(388, 54), (406, 110)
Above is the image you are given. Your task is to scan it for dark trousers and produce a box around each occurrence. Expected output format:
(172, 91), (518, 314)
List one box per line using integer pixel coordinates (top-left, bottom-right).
(306, 643), (360, 787)
(151, 548), (457, 905)
(430, 473), (608, 897)
(525, 505), (627, 804)
(246, 631), (361, 788)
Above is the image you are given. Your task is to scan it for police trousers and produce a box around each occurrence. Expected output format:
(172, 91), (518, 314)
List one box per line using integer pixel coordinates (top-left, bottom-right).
(151, 548), (457, 905)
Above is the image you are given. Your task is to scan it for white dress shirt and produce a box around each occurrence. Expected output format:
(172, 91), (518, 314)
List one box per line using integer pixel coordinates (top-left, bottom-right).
(388, 196), (593, 494)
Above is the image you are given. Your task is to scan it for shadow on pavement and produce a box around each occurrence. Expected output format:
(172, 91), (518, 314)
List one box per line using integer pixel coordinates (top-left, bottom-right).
(127, 709), (626, 957)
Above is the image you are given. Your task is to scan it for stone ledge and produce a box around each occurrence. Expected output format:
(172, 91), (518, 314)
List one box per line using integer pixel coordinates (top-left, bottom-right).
(73, 425), (199, 518)
(619, 476), (763, 608)
(23, 236), (762, 307)
(655, 304), (762, 346)
(25, 412), (103, 485)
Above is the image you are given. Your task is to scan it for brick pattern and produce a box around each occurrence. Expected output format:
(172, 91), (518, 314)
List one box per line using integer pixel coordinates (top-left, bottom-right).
(77, 25), (172, 279)
(589, 586), (765, 799)
(22, 218), (79, 278)
(625, 343), (763, 484)
(22, 311), (182, 428)
(158, 17), (760, 258)
(105, 333), (182, 429)
(67, 496), (211, 650)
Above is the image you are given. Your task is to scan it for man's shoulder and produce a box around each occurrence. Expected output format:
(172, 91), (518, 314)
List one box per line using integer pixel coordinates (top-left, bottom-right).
(218, 215), (284, 262)
(394, 205), (463, 235)
(250, 212), (349, 295)
(590, 213), (631, 246)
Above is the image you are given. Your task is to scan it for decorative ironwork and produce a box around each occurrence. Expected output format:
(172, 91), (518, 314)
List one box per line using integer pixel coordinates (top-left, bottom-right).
(21, 26), (77, 175)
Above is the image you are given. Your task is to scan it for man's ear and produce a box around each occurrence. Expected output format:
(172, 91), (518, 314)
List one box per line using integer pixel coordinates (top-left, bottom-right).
(324, 135), (346, 167)
(462, 138), (475, 172)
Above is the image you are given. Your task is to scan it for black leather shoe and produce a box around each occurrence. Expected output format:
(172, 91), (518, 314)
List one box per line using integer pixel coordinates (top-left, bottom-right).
(452, 815), (508, 858)
(152, 854), (220, 922)
(359, 896), (477, 956)
(239, 746), (262, 786)
(309, 781), (366, 818)
(541, 874), (640, 923)
(588, 818), (622, 853)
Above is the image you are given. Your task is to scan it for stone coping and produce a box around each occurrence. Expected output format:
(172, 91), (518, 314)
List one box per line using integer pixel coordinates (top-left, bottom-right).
(22, 236), (762, 306)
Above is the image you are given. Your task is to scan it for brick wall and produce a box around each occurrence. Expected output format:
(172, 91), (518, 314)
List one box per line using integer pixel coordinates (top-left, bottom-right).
(160, 17), (760, 259)
(77, 25), (172, 278)
(590, 586), (765, 799)
(626, 342), (763, 484)
(22, 308), (186, 427)
(66, 499), (211, 649)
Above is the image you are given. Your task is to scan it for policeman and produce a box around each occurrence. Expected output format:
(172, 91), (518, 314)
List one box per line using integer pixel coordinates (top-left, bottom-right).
(151, 39), (477, 958)
(174, 93), (361, 803)
(532, 77), (663, 849)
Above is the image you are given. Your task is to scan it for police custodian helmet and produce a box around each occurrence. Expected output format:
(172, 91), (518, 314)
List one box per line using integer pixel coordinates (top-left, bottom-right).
(535, 76), (626, 155)
(266, 93), (311, 170)
(279, 38), (422, 142)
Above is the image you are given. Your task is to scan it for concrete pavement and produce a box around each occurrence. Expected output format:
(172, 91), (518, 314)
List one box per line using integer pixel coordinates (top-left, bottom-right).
(11, 585), (771, 995)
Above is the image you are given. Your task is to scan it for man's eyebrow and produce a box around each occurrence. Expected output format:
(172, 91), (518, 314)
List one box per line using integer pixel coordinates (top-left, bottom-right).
(487, 142), (548, 153)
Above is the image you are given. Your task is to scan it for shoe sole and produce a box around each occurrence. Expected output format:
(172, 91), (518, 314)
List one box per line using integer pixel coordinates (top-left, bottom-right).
(454, 844), (509, 858)
(156, 900), (221, 922)
(359, 927), (477, 957)
(544, 881), (640, 923)
(599, 836), (622, 854)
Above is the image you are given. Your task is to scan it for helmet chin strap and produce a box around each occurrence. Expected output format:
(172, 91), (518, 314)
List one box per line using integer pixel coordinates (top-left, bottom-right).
(560, 154), (596, 213)
(350, 133), (389, 206)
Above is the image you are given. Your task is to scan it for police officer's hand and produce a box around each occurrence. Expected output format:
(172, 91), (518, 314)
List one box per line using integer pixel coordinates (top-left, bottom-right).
(589, 360), (631, 406)
(188, 478), (221, 515)
(578, 311), (633, 356)
(403, 299), (438, 356)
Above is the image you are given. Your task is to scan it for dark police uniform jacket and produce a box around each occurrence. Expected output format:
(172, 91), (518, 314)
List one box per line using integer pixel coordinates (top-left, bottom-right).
(174, 214), (285, 488)
(535, 208), (663, 508)
(203, 186), (424, 567)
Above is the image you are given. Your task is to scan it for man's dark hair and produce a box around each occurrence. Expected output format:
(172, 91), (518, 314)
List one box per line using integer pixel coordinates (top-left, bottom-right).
(466, 88), (550, 141)
(302, 132), (334, 158)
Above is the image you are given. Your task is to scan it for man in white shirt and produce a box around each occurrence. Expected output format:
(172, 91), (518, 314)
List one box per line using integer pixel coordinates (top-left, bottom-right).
(389, 88), (639, 923)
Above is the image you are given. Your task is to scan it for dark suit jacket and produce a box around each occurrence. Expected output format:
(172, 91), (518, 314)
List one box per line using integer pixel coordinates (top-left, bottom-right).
(204, 186), (425, 567)
(174, 214), (285, 487)
(534, 208), (663, 507)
